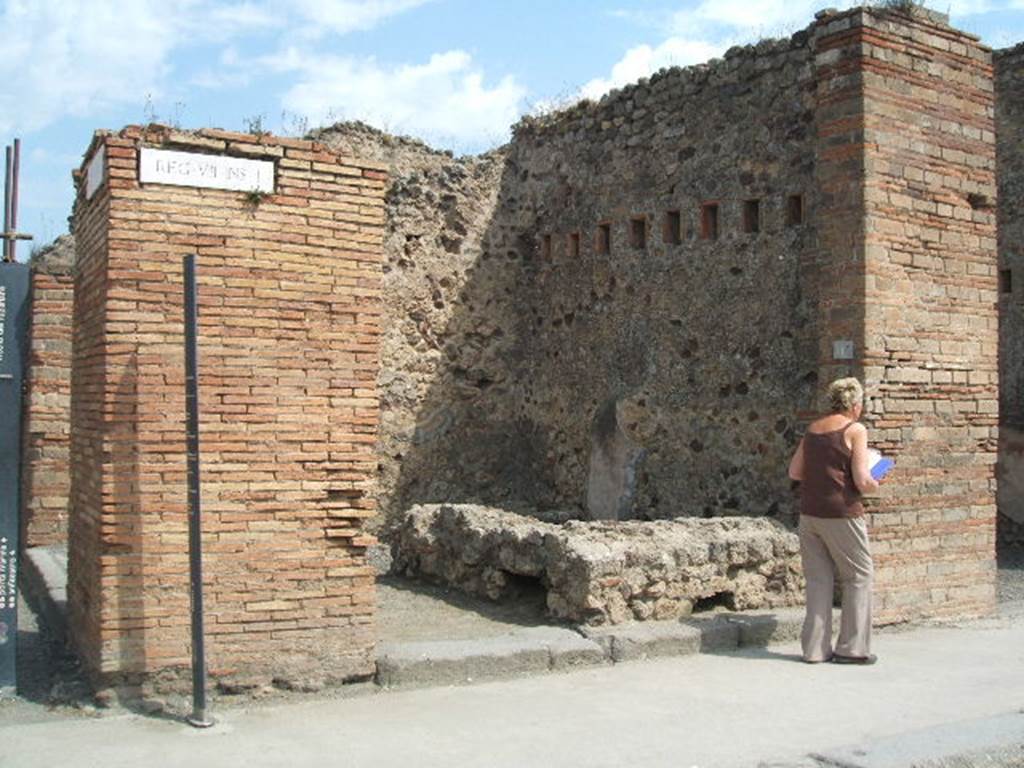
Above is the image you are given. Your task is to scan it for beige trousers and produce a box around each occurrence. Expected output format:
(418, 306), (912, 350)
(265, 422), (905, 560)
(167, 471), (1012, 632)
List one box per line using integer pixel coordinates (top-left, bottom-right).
(798, 514), (873, 661)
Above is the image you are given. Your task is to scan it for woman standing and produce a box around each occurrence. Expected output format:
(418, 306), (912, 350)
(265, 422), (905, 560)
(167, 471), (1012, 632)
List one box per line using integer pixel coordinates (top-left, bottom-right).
(787, 377), (880, 664)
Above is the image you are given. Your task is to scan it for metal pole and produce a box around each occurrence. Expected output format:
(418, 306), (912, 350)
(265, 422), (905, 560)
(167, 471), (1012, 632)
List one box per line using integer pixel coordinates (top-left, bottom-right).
(183, 254), (213, 728)
(9, 140), (20, 263)
(3, 146), (11, 262)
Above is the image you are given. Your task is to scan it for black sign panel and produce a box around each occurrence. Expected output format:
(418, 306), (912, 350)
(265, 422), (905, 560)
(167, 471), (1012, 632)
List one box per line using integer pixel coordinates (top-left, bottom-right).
(0, 262), (29, 693)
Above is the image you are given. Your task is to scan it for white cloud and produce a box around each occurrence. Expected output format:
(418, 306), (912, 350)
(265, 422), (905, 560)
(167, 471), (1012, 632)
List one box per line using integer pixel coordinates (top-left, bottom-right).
(672, 0), (826, 36)
(945, 0), (996, 15)
(208, 1), (277, 29)
(28, 147), (81, 166)
(278, 50), (526, 150)
(191, 70), (253, 89)
(0, 0), (433, 136)
(288, 0), (431, 38)
(579, 37), (724, 100)
(0, 0), (184, 134)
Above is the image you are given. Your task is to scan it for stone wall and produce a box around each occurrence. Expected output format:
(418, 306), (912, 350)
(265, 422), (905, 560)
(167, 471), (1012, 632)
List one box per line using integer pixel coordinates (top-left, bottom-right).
(995, 44), (1024, 547)
(323, 8), (1000, 624)
(318, 31), (822, 529)
(495, 36), (820, 522)
(68, 126), (383, 691)
(21, 236), (75, 547)
(311, 124), (510, 532)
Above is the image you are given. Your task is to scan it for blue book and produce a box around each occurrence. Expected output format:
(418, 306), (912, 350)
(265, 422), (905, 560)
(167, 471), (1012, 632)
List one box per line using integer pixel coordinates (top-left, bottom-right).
(868, 450), (894, 481)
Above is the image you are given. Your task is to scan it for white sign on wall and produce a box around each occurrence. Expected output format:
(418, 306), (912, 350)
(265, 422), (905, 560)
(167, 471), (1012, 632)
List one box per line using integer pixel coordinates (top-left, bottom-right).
(85, 146), (105, 200)
(139, 148), (275, 193)
(832, 340), (854, 360)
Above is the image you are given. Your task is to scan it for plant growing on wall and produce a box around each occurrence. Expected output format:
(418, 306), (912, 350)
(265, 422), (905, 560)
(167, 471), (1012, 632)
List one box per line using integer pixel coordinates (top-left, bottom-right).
(877, 0), (927, 15)
(243, 188), (269, 210)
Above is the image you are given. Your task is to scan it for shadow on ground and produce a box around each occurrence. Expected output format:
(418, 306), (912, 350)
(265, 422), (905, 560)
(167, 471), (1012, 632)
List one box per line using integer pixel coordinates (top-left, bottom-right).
(376, 574), (557, 644)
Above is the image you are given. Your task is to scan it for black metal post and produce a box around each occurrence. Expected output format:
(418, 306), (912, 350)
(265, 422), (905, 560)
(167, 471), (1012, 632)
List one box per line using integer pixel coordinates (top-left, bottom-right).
(183, 254), (213, 728)
(9, 140), (20, 263)
(3, 146), (11, 262)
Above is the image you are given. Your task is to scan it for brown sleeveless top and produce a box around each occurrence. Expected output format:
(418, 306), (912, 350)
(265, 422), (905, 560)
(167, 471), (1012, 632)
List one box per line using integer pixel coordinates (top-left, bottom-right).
(800, 421), (864, 519)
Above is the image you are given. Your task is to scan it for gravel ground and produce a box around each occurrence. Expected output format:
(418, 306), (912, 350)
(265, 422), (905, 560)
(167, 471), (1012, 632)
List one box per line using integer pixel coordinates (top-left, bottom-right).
(375, 574), (553, 643)
(996, 547), (1024, 604)
(0, 593), (93, 725)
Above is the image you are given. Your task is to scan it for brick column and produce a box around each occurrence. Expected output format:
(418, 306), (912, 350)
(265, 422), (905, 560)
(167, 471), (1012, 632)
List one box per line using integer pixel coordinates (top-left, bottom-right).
(69, 126), (384, 691)
(814, 9), (998, 622)
(21, 244), (75, 548)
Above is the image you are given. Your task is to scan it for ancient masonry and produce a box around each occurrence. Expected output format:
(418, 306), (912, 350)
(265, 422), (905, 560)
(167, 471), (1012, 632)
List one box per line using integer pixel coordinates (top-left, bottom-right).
(321, 6), (1005, 623)
(394, 504), (804, 625)
(13, 6), (1022, 685)
(66, 126), (384, 689)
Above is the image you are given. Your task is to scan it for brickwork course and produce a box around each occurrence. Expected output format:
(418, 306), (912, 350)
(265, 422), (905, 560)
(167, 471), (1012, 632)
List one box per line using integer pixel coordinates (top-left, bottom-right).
(67, 126), (384, 690)
(21, 235), (76, 547)
(820, 9), (999, 620)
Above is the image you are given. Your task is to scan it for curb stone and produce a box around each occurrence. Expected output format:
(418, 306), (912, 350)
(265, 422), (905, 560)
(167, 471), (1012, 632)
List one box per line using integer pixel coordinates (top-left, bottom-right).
(376, 609), (821, 687)
(376, 626), (606, 688)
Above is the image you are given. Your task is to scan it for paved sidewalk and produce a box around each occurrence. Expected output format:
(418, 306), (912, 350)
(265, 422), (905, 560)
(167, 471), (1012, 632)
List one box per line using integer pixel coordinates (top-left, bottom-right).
(3, 605), (1024, 768)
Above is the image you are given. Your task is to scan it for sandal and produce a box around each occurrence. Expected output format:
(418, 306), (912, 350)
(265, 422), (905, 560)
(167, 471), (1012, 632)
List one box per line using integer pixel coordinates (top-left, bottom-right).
(831, 653), (877, 665)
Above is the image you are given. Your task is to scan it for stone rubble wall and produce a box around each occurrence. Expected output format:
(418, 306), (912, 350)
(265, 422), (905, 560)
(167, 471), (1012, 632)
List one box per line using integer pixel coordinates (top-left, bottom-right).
(497, 34), (820, 521)
(316, 29), (823, 529)
(393, 504), (803, 625)
(21, 235), (76, 547)
(995, 44), (1024, 543)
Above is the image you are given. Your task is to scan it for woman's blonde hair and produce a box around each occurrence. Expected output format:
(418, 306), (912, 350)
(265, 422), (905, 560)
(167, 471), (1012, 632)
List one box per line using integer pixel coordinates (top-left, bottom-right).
(827, 377), (864, 413)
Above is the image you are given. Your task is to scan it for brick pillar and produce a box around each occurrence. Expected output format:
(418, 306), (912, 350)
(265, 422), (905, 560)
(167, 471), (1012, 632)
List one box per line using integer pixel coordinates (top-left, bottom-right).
(21, 243), (75, 548)
(814, 9), (998, 622)
(69, 126), (384, 691)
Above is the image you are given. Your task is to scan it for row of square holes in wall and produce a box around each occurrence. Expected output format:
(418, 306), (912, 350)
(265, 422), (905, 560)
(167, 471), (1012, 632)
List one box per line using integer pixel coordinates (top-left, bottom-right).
(540, 195), (804, 259)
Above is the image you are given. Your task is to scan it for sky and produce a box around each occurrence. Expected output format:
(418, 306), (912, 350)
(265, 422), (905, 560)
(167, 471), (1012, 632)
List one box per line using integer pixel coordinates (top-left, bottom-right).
(2, 0), (1023, 252)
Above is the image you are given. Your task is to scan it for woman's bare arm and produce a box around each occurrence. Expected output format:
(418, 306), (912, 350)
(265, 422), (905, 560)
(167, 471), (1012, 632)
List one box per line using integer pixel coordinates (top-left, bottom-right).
(788, 438), (805, 482)
(848, 422), (880, 494)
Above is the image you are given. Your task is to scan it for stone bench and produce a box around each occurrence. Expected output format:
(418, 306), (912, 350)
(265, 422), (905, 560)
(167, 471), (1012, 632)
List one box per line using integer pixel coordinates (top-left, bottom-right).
(392, 504), (804, 625)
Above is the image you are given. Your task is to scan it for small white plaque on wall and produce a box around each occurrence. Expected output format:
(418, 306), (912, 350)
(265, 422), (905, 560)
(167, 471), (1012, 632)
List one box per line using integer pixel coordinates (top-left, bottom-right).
(139, 148), (275, 193)
(85, 146), (105, 200)
(832, 340), (854, 360)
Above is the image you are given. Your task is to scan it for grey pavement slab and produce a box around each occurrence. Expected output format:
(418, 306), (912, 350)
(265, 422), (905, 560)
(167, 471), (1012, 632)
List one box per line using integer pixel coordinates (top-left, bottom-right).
(813, 711), (1024, 768)
(3, 617), (1024, 768)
